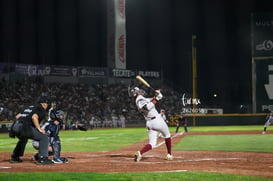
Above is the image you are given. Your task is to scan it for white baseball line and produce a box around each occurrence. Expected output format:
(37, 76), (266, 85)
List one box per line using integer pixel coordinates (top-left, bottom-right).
(0, 166), (11, 169)
(154, 131), (185, 148)
(132, 157), (241, 164)
(152, 170), (188, 172)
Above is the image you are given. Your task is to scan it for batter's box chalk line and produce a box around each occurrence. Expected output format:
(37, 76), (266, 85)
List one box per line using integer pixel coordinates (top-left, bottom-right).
(0, 166), (11, 169)
(137, 157), (241, 164)
(152, 170), (188, 172)
(107, 154), (134, 158)
(155, 131), (184, 148)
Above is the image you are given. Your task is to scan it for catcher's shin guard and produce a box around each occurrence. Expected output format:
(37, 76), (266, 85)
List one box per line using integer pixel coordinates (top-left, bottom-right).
(52, 142), (61, 159)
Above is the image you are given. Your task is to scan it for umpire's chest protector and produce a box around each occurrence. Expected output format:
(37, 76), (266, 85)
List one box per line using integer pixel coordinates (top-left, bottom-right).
(20, 104), (46, 137)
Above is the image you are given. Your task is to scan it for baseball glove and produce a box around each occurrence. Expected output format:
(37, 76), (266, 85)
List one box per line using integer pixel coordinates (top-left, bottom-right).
(77, 123), (89, 131)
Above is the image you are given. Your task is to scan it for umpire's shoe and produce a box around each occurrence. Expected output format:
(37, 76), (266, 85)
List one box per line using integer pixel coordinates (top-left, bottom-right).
(36, 156), (54, 165)
(32, 153), (39, 161)
(10, 157), (23, 163)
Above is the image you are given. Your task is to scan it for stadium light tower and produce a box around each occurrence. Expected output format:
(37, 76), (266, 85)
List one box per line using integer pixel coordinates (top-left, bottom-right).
(192, 35), (197, 125)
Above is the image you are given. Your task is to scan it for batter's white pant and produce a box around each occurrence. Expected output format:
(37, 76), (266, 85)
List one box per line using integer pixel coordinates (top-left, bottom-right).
(146, 117), (171, 148)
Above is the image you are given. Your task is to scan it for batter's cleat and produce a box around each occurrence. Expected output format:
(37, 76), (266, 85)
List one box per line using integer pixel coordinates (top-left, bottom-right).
(134, 151), (142, 162)
(10, 157), (23, 163)
(166, 154), (174, 161)
(262, 131), (266, 134)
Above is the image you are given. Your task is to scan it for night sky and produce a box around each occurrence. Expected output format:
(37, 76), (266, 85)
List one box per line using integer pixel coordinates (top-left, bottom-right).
(1, 0), (273, 112)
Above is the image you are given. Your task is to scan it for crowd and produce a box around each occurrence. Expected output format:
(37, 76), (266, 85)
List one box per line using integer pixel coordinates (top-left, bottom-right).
(0, 76), (183, 128)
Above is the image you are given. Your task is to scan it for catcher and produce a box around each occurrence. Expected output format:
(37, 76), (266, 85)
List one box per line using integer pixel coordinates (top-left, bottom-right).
(32, 109), (68, 163)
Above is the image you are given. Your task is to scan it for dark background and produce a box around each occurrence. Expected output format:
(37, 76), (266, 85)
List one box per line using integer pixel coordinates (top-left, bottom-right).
(1, 0), (273, 112)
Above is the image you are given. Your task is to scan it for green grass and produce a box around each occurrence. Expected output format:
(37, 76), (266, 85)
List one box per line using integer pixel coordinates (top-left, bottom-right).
(186, 125), (265, 132)
(0, 172), (272, 181)
(173, 125), (273, 152)
(0, 128), (148, 153)
(1, 125), (273, 180)
(174, 134), (273, 152)
(59, 128), (148, 152)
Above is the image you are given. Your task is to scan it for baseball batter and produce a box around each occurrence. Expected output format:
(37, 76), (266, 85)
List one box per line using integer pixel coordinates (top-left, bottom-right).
(130, 87), (173, 162)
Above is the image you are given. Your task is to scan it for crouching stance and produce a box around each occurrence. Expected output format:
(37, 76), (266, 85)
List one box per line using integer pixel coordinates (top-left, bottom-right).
(32, 109), (68, 163)
(9, 97), (53, 165)
(130, 87), (173, 162)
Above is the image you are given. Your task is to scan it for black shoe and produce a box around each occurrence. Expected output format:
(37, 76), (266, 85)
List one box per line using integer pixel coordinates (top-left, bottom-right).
(32, 153), (39, 161)
(10, 157), (23, 163)
(36, 157), (54, 165)
(60, 157), (69, 163)
(48, 151), (54, 156)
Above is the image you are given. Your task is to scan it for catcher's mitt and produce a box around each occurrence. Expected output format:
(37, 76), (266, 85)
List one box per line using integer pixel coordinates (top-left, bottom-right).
(77, 123), (89, 131)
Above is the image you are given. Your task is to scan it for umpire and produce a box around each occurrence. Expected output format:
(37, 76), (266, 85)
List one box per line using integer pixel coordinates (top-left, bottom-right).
(175, 114), (188, 133)
(10, 96), (54, 165)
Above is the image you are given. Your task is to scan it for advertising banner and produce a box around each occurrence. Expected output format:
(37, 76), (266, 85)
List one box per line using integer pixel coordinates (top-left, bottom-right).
(110, 69), (161, 79)
(107, 0), (126, 69)
(252, 13), (273, 57)
(255, 59), (273, 112)
(78, 67), (107, 77)
(46, 65), (78, 77)
(15, 64), (43, 76)
(14, 64), (77, 76)
(114, 0), (126, 69)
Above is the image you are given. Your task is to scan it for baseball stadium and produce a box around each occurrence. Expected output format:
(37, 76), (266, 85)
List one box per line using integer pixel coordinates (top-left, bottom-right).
(1, 0), (273, 180)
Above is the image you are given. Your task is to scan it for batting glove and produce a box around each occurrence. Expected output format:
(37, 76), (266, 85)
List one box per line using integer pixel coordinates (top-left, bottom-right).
(155, 90), (163, 101)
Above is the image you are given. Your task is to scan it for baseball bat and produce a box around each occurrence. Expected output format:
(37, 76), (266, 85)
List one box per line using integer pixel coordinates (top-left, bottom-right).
(136, 75), (155, 92)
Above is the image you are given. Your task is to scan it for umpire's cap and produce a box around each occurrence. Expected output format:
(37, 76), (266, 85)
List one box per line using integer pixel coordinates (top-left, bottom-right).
(37, 96), (51, 105)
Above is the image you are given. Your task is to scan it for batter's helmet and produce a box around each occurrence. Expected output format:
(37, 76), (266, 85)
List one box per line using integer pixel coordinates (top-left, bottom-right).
(129, 87), (146, 97)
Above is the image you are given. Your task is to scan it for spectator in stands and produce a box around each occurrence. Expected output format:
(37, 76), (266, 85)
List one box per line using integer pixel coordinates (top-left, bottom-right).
(0, 78), (181, 130)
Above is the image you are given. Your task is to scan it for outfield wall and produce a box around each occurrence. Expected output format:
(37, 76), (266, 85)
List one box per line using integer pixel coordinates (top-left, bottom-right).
(0, 114), (268, 133)
(184, 113), (267, 126)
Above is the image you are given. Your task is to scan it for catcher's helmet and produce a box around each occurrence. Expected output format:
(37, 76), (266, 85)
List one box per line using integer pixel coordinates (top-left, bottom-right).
(51, 101), (57, 107)
(50, 109), (65, 123)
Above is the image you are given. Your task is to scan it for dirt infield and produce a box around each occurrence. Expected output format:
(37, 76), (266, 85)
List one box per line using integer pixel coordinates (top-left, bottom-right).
(1, 131), (273, 179)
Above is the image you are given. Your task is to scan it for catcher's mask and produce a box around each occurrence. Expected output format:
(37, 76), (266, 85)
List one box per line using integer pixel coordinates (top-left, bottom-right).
(51, 101), (57, 107)
(129, 87), (145, 97)
(50, 109), (65, 124)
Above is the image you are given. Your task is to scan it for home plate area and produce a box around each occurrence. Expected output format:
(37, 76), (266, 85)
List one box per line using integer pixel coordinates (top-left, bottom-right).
(1, 131), (273, 179)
